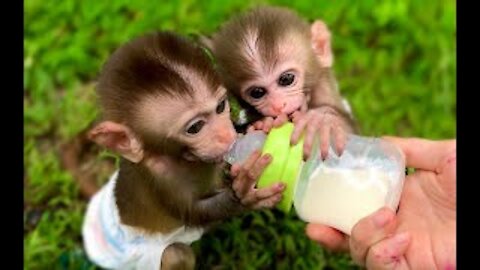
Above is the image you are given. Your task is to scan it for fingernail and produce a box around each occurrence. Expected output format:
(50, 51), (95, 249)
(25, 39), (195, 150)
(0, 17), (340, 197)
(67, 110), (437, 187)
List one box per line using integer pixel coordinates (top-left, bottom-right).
(264, 155), (272, 162)
(277, 183), (285, 190)
(392, 232), (409, 245)
(373, 211), (391, 228)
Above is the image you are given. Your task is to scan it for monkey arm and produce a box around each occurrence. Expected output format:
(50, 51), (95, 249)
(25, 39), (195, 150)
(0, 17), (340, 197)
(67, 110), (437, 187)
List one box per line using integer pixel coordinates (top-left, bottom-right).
(308, 103), (358, 133)
(307, 69), (359, 133)
(184, 188), (247, 226)
(292, 68), (360, 159)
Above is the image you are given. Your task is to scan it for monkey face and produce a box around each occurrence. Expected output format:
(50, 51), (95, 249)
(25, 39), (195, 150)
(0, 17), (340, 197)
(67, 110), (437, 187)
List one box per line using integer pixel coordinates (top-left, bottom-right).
(181, 95), (236, 163)
(221, 34), (310, 118)
(239, 58), (306, 117)
(138, 87), (236, 163)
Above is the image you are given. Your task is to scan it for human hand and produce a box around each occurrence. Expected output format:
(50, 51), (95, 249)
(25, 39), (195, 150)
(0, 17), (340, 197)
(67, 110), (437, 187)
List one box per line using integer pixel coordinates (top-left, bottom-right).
(306, 137), (456, 269)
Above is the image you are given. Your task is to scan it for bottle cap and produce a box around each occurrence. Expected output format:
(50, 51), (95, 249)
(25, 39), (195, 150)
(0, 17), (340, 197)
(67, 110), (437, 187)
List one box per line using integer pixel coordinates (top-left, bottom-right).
(256, 122), (304, 213)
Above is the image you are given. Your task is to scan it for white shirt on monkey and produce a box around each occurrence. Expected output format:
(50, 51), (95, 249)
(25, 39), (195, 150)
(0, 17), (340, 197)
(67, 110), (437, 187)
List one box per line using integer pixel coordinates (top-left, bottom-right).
(82, 170), (204, 270)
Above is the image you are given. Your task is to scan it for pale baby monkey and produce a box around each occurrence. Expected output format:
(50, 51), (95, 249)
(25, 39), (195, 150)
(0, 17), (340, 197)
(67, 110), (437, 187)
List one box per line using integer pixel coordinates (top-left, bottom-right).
(207, 6), (358, 160)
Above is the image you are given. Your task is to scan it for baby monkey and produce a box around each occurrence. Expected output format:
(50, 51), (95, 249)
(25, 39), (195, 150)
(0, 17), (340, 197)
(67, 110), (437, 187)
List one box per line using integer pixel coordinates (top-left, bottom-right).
(82, 32), (284, 270)
(209, 6), (357, 160)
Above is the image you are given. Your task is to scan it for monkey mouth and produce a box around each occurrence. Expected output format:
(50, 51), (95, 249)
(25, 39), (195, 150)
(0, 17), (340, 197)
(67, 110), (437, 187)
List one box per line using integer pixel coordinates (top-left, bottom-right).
(204, 151), (229, 164)
(292, 104), (303, 113)
(273, 104), (301, 118)
(204, 155), (226, 164)
(285, 106), (301, 118)
(214, 156), (225, 163)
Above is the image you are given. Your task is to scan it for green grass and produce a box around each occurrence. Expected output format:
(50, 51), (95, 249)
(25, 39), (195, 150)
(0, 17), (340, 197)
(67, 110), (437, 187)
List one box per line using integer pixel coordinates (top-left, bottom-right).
(24, 0), (456, 269)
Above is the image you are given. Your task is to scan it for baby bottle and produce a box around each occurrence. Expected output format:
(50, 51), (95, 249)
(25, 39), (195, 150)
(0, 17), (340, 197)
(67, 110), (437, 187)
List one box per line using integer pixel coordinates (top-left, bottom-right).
(224, 123), (406, 235)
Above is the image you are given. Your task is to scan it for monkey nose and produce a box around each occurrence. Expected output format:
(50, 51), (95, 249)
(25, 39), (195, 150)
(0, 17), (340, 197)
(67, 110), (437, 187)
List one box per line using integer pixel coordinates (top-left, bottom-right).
(273, 102), (287, 114)
(219, 130), (235, 144)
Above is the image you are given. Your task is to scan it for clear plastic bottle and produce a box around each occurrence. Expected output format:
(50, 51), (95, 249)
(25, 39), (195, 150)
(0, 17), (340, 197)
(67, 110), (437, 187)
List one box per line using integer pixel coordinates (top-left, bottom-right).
(224, 124), (405, 235)
(224, 130), (267, 165)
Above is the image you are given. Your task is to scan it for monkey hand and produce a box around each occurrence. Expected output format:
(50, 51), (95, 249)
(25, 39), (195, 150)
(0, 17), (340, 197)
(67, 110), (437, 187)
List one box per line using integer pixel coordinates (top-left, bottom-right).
(246, 114), (289, 133)
(290, 106), (351, 161)
(229, 150), (285, 210)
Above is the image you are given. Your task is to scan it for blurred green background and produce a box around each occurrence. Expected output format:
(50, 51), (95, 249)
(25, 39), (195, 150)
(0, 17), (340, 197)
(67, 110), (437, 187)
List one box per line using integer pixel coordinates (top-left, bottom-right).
(24, 0), (456, 269)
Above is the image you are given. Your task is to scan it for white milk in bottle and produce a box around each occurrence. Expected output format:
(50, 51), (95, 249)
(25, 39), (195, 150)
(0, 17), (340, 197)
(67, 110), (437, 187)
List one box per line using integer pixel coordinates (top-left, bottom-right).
(294, 135), (405, 235)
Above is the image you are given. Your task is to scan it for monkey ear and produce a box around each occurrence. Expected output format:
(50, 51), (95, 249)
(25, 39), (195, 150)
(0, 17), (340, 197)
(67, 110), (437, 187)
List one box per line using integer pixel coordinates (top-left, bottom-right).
(198, 34), (214, 52)
(310, 20), (334, 68)
(88, 121), (145, 163)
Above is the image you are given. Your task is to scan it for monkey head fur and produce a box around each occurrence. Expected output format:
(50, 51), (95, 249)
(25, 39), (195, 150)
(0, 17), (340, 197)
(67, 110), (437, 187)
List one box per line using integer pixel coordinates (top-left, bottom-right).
(90, 32), (236, 165)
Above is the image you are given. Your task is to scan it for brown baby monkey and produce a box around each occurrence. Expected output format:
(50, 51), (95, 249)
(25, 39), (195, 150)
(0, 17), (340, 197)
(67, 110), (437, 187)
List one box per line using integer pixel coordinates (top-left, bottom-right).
(208, 6), (357, 160)
(82, 32), (285, 270)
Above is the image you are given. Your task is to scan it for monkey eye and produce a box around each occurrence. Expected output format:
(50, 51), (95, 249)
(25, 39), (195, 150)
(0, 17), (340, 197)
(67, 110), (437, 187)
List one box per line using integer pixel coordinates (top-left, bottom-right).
(186, 120), (205, 134)
(278, 72), (295, 87)
(216, 99), (227, 114)
(247, 87), (267, 99)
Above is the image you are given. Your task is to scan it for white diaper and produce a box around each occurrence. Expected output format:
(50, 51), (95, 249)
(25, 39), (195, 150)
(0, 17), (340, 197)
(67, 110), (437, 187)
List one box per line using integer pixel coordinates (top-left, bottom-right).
(82, 171), (204, 270)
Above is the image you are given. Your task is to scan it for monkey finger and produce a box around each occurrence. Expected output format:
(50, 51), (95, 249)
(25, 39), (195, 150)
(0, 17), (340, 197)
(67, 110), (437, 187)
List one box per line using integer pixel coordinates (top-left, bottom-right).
(253, 121), (264, 130)
(318, 122), (332, 161)
(273, 114), (289, 127)
(246, 125), (256, 133)
(244, 154), (273, 189)
(290, 111), (305, 123)
(250, 193), (283, 209)
(235, 153), (271, 197)
(303, 120), (320, 161)
(240, 150), (263, 171)
(365, 232), (411, 270)
(290, 114), (310, 145)
(242, 182), (285, 205)
(262, 117), (274, 133)
(230, 164), (241, 178)
(332, 124), (347, 157)
(232, 150), (262, 194)
(289, 111), (299, 120)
